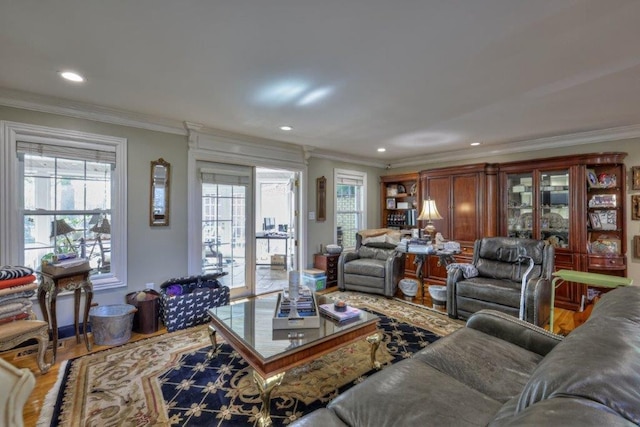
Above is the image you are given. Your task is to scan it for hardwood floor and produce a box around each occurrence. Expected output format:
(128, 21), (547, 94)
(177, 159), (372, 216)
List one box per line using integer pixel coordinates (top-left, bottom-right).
(2, 292), (578, 426)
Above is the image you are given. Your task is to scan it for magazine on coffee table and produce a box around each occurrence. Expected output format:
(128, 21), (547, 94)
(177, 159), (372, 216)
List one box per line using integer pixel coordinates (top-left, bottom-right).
(319, 303), (361, 322)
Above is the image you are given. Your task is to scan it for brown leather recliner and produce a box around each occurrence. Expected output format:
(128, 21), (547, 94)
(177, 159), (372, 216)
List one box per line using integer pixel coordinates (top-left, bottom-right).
(447, 237), (554, 327)
(338, 233), (405, 298)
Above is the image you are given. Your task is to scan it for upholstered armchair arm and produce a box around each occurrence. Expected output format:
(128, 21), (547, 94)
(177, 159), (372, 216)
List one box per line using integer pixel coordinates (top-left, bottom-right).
(523, 275), (552, 328)
(337, 251), (360, 291)
(383, 251), (406, 297)
(446, 266), (465, 319)
(466, 309), (563, 356)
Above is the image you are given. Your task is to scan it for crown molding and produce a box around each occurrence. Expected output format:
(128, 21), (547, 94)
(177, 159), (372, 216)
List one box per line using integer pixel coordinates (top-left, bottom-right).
(0, 87), (187, 136)
(390, 124), (640, 168)
(308, 148), (387, 169)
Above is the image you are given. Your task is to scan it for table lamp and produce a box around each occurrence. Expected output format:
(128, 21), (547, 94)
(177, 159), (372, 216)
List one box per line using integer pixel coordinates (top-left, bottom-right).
(50, 219), (78, 253)
(417, 199), (442, 239)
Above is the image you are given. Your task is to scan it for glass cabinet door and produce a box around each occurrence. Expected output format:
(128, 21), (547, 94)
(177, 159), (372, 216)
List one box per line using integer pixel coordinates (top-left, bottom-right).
(507, 173), (533, 238)
(539, 170), (570, 248)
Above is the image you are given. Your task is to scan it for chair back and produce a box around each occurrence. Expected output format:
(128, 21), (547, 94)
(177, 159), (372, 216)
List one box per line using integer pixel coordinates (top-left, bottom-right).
(474, 237), (553, 282)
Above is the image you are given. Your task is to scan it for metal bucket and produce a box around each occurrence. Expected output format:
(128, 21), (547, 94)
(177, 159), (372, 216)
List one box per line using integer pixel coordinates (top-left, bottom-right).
(89, 304), (137, 345)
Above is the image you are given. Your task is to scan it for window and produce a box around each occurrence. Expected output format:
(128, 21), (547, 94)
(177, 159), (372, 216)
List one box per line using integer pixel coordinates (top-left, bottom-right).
(334, 169), (367, 249)
(1, 122), (127, 290)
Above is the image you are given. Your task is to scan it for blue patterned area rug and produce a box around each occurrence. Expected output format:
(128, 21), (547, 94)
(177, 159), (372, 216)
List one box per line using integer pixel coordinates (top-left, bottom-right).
(38, 292), (463, 426)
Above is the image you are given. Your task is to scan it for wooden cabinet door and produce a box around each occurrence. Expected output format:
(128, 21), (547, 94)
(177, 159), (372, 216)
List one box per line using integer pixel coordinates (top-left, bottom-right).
(451, 174), (480, 244)
(424, 175), (450, 239)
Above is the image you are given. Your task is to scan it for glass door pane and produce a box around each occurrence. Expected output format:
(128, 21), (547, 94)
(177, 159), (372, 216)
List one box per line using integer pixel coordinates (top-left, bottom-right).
(539, 170), (570, 248)
(202, 182), (246, 290)
(507, 173), (533, 238)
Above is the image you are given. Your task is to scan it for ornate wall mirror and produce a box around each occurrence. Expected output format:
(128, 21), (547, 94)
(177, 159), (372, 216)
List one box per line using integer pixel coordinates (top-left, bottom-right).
(150, 158), (171, 226)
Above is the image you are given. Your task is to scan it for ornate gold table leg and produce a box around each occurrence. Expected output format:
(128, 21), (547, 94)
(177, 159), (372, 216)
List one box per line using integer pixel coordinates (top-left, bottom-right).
(253, 370), (285, 427)
(207, 324), (218, 358)
(366, 332), (382, 369)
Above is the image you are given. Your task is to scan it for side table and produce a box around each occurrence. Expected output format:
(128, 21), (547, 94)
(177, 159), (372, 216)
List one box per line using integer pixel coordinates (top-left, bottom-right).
(550, 270), (632, 333)
(38, 268), (93, 363)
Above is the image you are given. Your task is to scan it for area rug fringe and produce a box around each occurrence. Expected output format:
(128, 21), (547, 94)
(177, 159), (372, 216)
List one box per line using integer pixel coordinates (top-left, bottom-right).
(37, 359), (68, 426)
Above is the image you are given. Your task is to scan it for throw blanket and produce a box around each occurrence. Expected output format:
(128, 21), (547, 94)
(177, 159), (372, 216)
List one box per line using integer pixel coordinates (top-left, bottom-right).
(0, 274), (37, 290)
(0, 298), (33, 316)
(446, 263), (479, 279)
(0, 281), (38, 296)
(0, 289), (36, 304)
(0, 265), (34, 280)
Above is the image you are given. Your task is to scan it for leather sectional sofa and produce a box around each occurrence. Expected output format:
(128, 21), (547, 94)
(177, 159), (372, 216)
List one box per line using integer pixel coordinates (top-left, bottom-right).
(292, 285), (640, 426)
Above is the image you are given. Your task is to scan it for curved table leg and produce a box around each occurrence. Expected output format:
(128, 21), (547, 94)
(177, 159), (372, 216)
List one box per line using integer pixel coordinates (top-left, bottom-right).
(366, 332), (382, 369)
(50, 290), (59, 365)
(83, 285), (93, 351)
(207, 324), (218, 359)
(74, 288), (81, 344)
(253, 370), (285, 427)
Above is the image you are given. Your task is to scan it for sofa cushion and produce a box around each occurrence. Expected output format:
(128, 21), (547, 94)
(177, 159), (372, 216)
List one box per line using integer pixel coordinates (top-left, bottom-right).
(455, 277), (522, 307)
(358, 246), (395, 260)
(517, 288), (640, 424)
(328, 357), (502, 427)
(491, 397), (638, 427)
(414, 327), (544, 403)
(343, 258), (386, 277)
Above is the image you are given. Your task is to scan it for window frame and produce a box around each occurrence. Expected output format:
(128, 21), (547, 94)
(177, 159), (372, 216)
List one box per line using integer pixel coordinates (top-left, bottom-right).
(334, 168), (367, 250)
(0, 121), (127, 290)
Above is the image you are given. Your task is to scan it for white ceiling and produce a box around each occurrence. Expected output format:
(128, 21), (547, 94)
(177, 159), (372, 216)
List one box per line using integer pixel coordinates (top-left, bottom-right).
(2, 0), (640, 165)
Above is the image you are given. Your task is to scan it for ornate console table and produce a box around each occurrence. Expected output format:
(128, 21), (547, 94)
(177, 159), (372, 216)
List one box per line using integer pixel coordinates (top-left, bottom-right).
(38, 266), (93, 363)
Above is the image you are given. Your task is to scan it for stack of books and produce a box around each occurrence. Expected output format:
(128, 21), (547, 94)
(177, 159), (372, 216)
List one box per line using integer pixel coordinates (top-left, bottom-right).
(319, 303), (361, 322)
(276, 287), (317, 317)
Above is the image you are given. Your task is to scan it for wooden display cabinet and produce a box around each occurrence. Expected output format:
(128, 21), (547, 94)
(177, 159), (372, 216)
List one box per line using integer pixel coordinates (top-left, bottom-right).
(499, 152), (627, 311)
(380, 173), (419, 230)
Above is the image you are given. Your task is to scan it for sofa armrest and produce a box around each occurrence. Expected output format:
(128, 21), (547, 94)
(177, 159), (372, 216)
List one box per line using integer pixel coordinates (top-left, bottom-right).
(446, 267), (464, 318)
(383, 251), (405, 297)
(466, 310), (562, 356)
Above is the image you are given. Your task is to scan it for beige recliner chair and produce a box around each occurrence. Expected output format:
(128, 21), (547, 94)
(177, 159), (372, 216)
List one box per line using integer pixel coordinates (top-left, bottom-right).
(338, 230), (405, 298)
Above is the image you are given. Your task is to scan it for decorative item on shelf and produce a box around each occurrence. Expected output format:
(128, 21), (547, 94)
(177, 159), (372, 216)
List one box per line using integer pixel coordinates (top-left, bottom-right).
(409, 183), (417, 196)
(50, 219), (79, 254)
(417, 198), (443, 239)
(386, 198), (396, 209)
(590, 238), (620, 255)
(588, 194), (616, 208)
(586, 169), (599, 188)
(386, 184), (398, 197)
(397, 184), (406, 195)
(632, 166), (640, 191)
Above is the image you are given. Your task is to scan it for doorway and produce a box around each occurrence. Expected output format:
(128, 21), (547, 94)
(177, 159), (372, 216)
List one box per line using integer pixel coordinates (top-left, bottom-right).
(255, 168), (298, 295)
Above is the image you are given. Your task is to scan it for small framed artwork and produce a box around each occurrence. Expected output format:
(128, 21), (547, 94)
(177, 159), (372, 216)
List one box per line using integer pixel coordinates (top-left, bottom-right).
(386, 185), (398, 197)
(589, 212), (602, 229)
(635, 236), (640, 258)
(386, 198), (396, 209)
(633, 167), (640, 190)
(633, 195), (640, 220)
(586, 169), (599, 188)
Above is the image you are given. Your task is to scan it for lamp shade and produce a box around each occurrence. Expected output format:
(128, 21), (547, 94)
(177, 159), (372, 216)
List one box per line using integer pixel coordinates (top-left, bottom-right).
(417, 199), (443, 221)
(50, 219), (77, 238)
(90, 217), (111, 234)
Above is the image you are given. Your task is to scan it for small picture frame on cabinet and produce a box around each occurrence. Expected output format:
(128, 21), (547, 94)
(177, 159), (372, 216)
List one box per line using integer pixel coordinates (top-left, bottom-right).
(386, 198), (396, 209)
(634, 236), (640, 258)
(387, 185), (398, 197)
(633, 167), (640, 190)
(586, 169), (599, 188)
(589, 212), (602, 229)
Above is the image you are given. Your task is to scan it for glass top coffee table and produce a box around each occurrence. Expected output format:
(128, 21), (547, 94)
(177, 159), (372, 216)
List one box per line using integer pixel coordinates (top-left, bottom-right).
(207, 293), (381, 427)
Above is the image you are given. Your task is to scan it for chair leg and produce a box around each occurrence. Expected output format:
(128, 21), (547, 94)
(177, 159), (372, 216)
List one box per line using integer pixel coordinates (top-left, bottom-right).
(36, 326), (51, 374)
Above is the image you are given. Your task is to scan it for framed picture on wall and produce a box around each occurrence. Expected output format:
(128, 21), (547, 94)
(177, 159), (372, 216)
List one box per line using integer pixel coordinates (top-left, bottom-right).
(633, 167), (640, 190)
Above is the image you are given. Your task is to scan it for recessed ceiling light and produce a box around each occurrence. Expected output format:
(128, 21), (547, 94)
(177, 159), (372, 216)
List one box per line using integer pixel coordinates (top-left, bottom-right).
(377, 148), (386, 152)
(470, 142), (481, 146)
(59, 71), (85, 83)
(280, 125), (292, 131)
